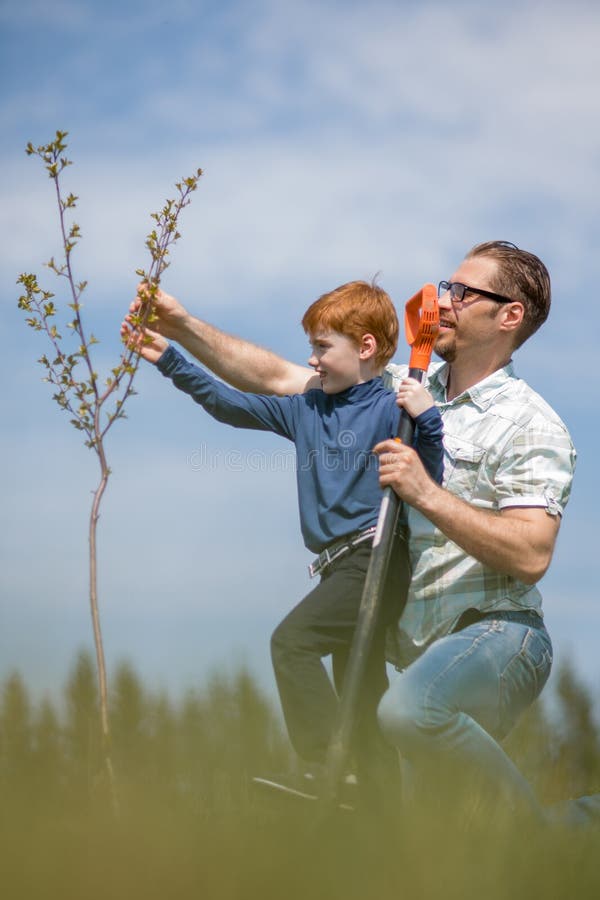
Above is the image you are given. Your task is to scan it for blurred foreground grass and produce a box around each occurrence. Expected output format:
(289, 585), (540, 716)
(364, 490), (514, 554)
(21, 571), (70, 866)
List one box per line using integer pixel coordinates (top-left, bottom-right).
(1, 652), (599, 900)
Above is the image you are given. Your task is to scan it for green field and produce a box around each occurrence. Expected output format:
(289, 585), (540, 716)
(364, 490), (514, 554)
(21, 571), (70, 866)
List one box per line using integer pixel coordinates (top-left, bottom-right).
(1, 652), (599, 900)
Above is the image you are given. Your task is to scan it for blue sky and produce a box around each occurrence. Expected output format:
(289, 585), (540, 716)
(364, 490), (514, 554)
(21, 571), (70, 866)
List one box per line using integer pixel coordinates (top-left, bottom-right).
(1, 0), (600, 704)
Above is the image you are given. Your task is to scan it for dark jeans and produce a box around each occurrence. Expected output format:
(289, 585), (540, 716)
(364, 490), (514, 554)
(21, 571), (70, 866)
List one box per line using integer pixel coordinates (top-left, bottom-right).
(270, 534), (409, 783)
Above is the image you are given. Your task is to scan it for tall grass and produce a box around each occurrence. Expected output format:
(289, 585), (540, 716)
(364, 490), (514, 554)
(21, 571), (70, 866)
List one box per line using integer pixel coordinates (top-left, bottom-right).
(1, 652), (598, 900)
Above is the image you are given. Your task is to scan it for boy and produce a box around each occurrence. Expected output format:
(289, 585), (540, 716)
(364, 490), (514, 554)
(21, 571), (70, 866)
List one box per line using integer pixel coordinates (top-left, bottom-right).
(122, 280), (443, 803)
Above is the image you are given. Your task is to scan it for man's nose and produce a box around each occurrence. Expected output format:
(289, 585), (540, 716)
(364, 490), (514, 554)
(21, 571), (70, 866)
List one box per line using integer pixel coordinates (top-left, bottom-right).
(437, 289), (453, 311)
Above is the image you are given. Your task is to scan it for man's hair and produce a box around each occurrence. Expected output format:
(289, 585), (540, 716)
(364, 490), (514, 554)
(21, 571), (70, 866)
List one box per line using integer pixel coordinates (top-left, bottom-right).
(466, 241), (551, 348)
(301, 280), (399, 368)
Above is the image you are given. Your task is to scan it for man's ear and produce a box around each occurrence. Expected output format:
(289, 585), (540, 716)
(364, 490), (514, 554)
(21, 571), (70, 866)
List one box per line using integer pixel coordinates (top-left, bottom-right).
(499, 302), (525, 336)
(359, 333), (378, 360)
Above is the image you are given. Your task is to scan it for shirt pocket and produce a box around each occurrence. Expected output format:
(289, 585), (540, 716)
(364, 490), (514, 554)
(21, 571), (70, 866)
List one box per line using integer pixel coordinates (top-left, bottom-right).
(443, 435), (487, 501)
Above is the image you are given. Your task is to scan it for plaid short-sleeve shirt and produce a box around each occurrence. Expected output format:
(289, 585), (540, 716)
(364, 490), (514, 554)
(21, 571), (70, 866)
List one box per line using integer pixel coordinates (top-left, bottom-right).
(383, 360), (576, 659)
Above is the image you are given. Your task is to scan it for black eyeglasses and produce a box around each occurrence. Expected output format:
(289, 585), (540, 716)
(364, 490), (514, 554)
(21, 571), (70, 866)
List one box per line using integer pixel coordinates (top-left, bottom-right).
(438, 281), (515, 305)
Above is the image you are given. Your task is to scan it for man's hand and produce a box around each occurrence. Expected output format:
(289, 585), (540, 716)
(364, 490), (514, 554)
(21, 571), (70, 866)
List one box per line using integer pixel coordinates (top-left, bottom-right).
(121, 317), (169, 364)
(129, 282), (188, 341)
(396, 377), (435, 418)
(374, 437), (437, 507)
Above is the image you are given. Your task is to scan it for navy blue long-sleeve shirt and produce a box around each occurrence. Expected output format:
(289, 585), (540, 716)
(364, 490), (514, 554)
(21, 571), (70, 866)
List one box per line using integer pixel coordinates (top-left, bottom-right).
(157, 345), (444, 553)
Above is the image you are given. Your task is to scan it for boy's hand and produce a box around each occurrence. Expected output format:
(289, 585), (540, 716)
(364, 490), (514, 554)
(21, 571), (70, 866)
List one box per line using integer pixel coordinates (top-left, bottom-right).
(129, 282), (187, 340)
(120, 317), (169, 364)
(396, 377), (434, 418)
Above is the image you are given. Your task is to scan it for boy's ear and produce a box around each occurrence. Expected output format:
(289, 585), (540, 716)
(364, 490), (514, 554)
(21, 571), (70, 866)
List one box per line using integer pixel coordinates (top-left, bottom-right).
(359, 333), (378, 360)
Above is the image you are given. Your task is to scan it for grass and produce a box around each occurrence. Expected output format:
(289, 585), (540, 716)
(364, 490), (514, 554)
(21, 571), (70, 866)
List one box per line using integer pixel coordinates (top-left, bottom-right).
(1, 652), (599, 900)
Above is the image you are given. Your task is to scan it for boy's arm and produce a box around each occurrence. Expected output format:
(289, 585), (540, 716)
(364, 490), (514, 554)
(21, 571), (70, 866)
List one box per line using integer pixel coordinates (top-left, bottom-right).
(412, 407), (444, 484)
(130, 284), (319, 395)
(395, 377), (444, 483)
(121, 314), (297, 436)
(155, 344), (296, 439)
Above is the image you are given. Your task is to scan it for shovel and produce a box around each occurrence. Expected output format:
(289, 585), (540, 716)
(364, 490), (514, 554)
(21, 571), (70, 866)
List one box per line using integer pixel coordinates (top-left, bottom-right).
(323, 283), (439, 806)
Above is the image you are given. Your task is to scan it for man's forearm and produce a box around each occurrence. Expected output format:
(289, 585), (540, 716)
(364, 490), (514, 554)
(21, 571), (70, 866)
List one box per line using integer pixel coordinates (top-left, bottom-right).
(414, 482), (559, 584)
(135, 284), (317, 395)
(170, 311), (315, 396)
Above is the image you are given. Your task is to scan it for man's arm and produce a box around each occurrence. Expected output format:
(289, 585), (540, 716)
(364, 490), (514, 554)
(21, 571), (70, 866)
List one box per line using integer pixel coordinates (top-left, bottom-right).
(131, 284), (318, 395)
(374, 438), (560, 585)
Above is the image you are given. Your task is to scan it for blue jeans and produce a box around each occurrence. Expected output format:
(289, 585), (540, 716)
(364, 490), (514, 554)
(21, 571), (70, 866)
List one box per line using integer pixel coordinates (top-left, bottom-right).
(377, 612), (552, 819)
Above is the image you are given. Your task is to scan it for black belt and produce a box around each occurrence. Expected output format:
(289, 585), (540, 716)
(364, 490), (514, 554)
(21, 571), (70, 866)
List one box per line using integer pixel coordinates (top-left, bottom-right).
(452, 608), (544, 633)
(308, 526), (377, 578)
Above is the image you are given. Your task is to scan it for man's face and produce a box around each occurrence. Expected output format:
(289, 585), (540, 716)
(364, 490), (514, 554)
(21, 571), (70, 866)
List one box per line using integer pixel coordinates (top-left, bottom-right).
(307, 330), (364, 394)
(435, 255), (504, 363)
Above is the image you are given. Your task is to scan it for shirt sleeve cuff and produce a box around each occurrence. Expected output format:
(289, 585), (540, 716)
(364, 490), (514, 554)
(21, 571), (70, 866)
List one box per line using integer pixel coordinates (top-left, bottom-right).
(414, 406), (441, 428)
(155, 343), (179, 374)
(498, 492), (563, 516)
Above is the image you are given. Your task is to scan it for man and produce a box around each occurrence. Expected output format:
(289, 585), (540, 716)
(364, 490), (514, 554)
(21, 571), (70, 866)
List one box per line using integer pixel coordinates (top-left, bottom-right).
(129, 241), (576, 820)
(373, 242), (574, 820)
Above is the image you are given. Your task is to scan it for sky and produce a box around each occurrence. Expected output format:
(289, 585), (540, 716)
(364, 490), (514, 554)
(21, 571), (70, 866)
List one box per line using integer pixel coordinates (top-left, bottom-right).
(1, 0), (600, 707)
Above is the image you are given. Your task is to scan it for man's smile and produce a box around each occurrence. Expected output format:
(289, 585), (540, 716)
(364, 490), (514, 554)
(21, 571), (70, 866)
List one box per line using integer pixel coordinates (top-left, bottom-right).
(438, 317), (456, 330)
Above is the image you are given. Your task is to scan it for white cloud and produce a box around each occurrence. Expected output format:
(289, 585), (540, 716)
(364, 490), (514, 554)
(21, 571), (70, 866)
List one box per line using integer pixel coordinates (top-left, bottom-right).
(4, 1), (600, 323)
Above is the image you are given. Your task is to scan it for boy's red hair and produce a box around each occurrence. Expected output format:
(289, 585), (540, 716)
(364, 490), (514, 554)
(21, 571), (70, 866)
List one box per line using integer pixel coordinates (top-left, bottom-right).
(301, 280), (399, 368)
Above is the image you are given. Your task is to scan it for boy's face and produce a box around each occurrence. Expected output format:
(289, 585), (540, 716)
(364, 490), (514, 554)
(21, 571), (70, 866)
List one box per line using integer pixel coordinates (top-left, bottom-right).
(307, 330), (364, 394)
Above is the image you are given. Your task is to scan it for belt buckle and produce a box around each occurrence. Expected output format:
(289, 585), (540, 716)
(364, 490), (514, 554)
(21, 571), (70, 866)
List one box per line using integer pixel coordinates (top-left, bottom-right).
(308, 547), (330, 579)
(308, 548), (335, 578)
(308, 529), (374, 579)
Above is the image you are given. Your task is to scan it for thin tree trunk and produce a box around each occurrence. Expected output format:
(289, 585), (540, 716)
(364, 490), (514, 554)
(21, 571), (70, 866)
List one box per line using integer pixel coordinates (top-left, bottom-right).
(89, 450), (119, 816)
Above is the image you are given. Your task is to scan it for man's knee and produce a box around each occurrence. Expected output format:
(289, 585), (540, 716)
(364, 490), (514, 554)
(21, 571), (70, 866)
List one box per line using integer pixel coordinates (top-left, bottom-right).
(377, 679), (432, 752)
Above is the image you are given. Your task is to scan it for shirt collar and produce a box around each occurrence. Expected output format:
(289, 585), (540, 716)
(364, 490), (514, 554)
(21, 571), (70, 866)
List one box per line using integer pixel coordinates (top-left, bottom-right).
(333, 376), (384, 401)
(429, 361), (516, 411)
